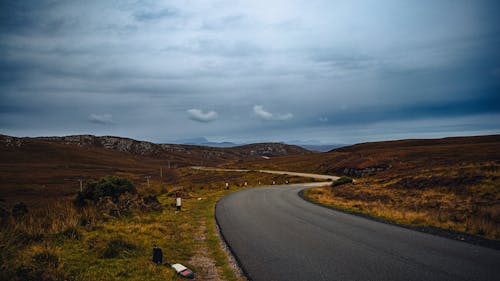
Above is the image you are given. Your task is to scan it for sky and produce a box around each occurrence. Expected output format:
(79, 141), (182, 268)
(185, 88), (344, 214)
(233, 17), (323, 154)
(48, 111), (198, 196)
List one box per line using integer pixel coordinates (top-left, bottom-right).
(1, 0), (499, 144)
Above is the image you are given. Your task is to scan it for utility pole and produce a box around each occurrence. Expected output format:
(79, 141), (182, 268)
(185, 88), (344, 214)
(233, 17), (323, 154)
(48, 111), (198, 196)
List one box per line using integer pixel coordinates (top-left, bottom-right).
(145, 176), (151, 188)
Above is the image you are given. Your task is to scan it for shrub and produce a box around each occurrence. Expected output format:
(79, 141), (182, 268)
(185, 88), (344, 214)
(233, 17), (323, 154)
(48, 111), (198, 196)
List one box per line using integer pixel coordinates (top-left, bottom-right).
(32, 251), (60, 269)
(331, 176), (353, 187)
(141, 195), (163, 212)
(100, 238), (137, 259)
(58, 227), (82, 240)
(12, 202), (28, 219)
(74, 176), (136, 206)
(0, 199), (9, 224)
(7, 250), (64, 281)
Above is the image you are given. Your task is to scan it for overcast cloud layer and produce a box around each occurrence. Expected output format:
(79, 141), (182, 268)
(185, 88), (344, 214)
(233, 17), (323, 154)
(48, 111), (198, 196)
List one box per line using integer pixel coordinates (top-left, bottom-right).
(1, 0), (499, 144)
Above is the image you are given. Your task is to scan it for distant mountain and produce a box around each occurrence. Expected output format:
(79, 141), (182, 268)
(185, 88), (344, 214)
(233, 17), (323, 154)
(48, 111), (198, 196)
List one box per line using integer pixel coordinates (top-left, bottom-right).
(296, 144), (346, 152)
(176, 137), (238, 148)
(285, 140), (350, 152)
(176, 137), (347, 151)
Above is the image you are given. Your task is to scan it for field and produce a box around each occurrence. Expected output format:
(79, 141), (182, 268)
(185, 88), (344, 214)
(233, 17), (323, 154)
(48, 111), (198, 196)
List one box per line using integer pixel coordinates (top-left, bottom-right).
(0, 134), (309, 204)
(0, 135), (313, 280)
(0, 169), (311, 281)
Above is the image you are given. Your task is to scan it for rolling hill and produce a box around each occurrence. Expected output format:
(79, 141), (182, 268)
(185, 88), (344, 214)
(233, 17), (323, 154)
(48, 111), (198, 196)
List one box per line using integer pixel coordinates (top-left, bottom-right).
(234, 134), (500, 240)
(0, 134), (311, 203)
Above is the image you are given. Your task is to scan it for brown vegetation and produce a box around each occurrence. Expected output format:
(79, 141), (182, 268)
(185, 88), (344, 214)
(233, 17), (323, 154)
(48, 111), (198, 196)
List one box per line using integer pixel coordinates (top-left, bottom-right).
(0, 134), (310, 204)
(0, 142), (311, 281)
(245, 135), (500, 240)
(1, 133), (499, 279)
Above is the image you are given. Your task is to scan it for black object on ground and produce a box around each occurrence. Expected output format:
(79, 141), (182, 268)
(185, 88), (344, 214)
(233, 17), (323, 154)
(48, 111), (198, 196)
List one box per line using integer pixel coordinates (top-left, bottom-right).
(152, 245), (163, 264)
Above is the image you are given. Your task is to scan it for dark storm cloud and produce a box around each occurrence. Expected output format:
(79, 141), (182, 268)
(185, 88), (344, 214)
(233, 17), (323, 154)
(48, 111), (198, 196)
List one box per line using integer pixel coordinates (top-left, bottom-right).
(1, 0), (499, 143)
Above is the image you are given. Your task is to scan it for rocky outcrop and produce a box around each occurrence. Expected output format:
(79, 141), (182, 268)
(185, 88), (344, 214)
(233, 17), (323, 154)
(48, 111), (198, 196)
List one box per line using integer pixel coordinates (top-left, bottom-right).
(0, 135), (24, 148)
(0, 134), (312, 159)
(232, 142), (312, 157)
(38, 135), (164, 155)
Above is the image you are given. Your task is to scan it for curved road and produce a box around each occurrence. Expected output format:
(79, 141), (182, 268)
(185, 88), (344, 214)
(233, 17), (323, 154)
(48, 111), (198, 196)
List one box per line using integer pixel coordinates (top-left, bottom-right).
(191, 166), (339, 181)
(216, 184), (500, 281)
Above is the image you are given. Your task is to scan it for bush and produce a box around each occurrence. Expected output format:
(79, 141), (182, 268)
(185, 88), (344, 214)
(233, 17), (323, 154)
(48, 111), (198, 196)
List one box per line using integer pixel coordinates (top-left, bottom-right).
(32, 251), (60, 269)
(101, 238), (137, 259)
(7, 250), (64, 281)
(0, 199), (9, 223)
(58, 227), (82, 240)
(74, 176), (136, 206)
(331, 176), (353, 187)
(12, 202), (28, 219)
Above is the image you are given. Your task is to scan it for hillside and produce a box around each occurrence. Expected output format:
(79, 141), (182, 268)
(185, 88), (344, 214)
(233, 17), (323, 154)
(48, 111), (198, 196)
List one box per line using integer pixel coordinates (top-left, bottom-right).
(235, 135), (500, 176)
(0, 134), (311, 203)
(34, 135), (311, 160)
(236, 135), (500, 240)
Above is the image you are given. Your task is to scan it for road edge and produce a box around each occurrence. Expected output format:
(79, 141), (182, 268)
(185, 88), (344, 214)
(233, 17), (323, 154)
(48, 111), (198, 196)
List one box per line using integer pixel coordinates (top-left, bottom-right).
(298, 188), (500, 251)
(215, 200), (252, 281)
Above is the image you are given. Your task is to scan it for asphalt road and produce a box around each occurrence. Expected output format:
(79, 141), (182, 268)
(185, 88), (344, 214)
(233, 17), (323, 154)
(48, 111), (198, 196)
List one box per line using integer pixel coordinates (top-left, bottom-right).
(191, 166), (339, 181)
(216, 184), (500, 281)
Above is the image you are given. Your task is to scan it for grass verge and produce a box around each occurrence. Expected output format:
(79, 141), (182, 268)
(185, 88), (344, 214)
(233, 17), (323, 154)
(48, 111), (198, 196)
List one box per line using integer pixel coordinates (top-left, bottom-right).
(301, 186), (500, 249)
(1, 170), (315, 280)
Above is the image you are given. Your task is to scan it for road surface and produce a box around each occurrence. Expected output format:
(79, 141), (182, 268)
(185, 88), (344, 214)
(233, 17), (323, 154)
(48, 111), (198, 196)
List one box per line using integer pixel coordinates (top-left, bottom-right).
(216, 184), (500, 281)
(191, 166), (339, 181)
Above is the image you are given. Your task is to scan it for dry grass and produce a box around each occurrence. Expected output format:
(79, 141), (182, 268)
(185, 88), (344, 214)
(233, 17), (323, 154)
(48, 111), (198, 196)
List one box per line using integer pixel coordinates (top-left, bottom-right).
(304, 165), (500, 240)
(0, 168), (308, 280)
(2, 200), (85, 236)
(244, 135), (500, 240)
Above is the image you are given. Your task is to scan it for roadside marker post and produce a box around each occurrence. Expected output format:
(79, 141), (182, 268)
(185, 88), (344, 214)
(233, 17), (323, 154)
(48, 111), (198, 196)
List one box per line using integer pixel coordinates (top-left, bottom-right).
(244, 181), (248, 187)
(272, 181), (276, 185)
(225, 182), (229, 190)
(176, 191), (181, 211)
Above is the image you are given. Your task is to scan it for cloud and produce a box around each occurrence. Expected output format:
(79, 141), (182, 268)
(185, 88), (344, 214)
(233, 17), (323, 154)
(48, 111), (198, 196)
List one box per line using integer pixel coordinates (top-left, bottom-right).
(88, 113), (114, 125)
(253, 105), (293, 121)
(319, 117), (328, 122)
(187, 109), (218, 123)
(0, 1), (499, 143)
(133, 8), (177, 22)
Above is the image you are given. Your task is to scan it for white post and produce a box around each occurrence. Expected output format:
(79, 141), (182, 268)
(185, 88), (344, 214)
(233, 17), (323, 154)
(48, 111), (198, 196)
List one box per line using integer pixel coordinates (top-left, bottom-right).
(176, 191), (181, 211)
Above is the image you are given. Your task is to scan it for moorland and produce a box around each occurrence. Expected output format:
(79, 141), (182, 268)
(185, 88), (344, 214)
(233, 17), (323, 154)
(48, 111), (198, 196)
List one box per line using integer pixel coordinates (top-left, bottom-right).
(1, 134), (499, 280)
